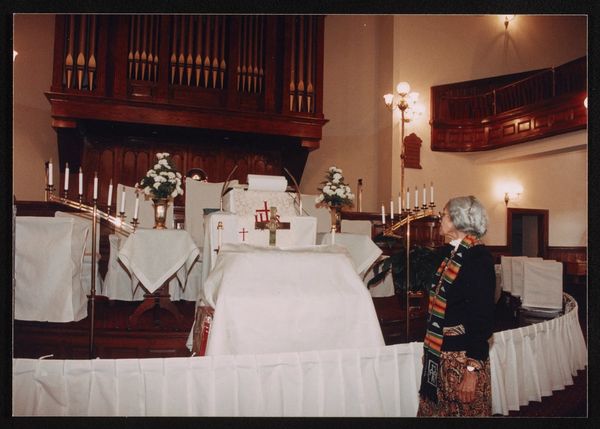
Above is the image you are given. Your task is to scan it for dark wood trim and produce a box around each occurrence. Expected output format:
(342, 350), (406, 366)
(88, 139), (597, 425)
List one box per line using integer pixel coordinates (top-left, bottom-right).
(507, 208), (549, 259)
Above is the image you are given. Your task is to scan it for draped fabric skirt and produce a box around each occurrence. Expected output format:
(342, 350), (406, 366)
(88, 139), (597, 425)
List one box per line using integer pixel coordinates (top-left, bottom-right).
(417, 351), (492, 417)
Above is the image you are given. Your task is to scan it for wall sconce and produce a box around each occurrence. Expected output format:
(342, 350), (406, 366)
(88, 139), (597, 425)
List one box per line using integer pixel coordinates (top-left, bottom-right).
(383, 81), (425, 200)
(503, 15), (516, 30)
(504, 190), (522, 206)
(584, 96), (587, 109)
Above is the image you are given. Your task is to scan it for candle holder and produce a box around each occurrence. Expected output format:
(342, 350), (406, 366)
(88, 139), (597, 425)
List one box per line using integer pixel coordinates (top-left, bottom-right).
(63, 189), (69, 199)
(106, 206), (112, 217)
(130, 217), (140, 231)
(45, 184), (55, 202)
(78, 193), (83, 206)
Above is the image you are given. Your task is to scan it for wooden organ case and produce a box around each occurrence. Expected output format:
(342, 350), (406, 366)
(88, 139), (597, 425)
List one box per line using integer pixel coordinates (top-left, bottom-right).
(46, 15), (327, 207)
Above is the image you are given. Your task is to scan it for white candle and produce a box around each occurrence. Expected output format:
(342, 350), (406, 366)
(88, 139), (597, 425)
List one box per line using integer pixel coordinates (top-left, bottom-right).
(48, 159), (53, 186)
(120, 186), (126, 213)
(423, 184), (426, 207)
(381, 204), (385, 224)
(406, 188), (410, 210)
(299, 200), (303, 215)
(390, 200), (394, 220)
(398, 194), (402, 214)
(217, 222), (223, 248)
(93, 172), (98, 200)
(133, 194), (140, 219)
(78, 168), (83, 195)
(430, 182), (434, 204)
(64, 163), (69, 191)
(414, 186), (418, 208)
(331, 225), (336, 244)
(107, 180), (113, 207)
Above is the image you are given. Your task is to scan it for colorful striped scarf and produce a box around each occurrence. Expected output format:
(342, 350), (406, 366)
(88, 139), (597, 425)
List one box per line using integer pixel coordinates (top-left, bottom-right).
(419, 234), (481, 403)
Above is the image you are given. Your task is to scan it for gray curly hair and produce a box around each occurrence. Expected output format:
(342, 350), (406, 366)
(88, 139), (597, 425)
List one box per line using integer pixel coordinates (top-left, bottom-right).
(445, 195), (488, 238)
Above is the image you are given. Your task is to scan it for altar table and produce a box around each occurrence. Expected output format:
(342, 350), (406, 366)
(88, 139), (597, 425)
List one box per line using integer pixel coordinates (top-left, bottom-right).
(201, 243), (385, 356)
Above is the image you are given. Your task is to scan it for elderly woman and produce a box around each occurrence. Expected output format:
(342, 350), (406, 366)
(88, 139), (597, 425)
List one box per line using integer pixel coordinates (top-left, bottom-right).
(417, 195), (496, 417)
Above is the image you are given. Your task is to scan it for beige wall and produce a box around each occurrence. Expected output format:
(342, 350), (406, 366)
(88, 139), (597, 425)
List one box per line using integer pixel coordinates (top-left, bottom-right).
(13, 14), (587, 247)
(304, 14), (587, 247)
(13, 14), (57, 201)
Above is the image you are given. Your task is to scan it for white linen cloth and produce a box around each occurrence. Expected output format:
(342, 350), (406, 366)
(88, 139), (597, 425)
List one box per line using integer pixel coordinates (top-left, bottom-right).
(201, 211), (317, 284)
(301, 193), (331, 233)
(12, 295), (586, 416)
(184, 179), (239, 247)
(118, 229), (200, 294)
(521, 260), (563, 310)
(202, 243), (385, 356)
(54, 211), (102, 296)
(103, 233), (202, 301)
(511, 256), (542, 297)
(223, 188), (299, 217)
(500, 255), (514, 293)
(15, 217), (89, 322)
(318, 232), (382, 275)
(364, 255), (396, 298)
(247, 174), (287, 192)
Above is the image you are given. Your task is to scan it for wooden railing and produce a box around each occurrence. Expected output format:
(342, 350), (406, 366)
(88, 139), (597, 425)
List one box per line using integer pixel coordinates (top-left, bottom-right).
(431, 56), (587, 151)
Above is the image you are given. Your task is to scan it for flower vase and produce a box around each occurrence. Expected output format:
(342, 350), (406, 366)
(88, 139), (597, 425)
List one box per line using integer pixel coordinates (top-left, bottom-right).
(330, 206), (342, 233)
(152, 198), (170, 229)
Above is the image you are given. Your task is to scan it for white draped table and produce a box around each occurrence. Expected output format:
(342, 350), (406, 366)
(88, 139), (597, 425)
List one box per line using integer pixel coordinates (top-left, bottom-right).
(12, 295), (586, 417)
(118, 229), (200, 294)
(201, 243), (385, 356)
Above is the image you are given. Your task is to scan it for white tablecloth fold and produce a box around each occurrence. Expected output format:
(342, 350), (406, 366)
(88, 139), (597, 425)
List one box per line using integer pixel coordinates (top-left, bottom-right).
(118, 229), (200, 294)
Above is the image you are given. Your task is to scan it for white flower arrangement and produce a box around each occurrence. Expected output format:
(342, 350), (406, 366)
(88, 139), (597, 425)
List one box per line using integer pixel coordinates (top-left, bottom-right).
(315, 166), (354, 209)
(137, 152), (184, 199)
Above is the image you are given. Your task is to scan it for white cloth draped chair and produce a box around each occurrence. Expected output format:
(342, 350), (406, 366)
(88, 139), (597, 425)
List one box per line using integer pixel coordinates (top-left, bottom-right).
(12, 295), (586, 416)
(511, 256), (542, 298)
(54, 211), (102, 296)
(521, 259), (563, 311)
(15, 217), (89, 322)
(300, 193), (331, 233)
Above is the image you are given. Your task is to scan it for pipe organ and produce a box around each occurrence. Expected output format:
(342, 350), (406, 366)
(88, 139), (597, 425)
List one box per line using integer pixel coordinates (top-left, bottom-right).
(47, 14), (327, 201)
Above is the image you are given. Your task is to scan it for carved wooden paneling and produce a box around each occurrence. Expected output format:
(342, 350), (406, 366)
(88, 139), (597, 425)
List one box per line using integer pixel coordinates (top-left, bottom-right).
(431, 56), (587, 152)
(403, 132), (422, 169)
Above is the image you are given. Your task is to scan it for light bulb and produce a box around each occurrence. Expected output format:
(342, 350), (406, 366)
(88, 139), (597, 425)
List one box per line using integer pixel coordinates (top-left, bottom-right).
(383, 93), (394, 107)
(396, 82), (411, 96)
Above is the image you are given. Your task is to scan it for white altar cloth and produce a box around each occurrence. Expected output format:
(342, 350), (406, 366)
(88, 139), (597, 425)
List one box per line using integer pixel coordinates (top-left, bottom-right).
(118, 229), (200, 294)
(201, 211), (317, 284)
(12, 295), (586, 416)
(202, 243), (385, 356)
(223, 188), (299, 217)
(318, 232), (382, 275)
(15, 216), (89, 322)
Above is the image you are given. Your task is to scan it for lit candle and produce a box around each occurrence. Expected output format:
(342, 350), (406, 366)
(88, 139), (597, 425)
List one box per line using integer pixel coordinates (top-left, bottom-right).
(107, 179), (113, 207)
(93, 172), (98, 200)
(398, 194), (402, 214)
(120, 186), (126, 213)
(133, 193), (140, 219)
(406, 188), (410, 210)
(78, 167), (83, 195)
(423, 184), (426, 207)
(331, 225), (336, 244)
(64, 163), (69, 191)
(217, 221), (223, 249)
(48, 159), (53, 186)
(390, 200), (394, 220)
(414, 186), (418, 208)
(430, 182), (434, 204)
(381, 204), (385, 224)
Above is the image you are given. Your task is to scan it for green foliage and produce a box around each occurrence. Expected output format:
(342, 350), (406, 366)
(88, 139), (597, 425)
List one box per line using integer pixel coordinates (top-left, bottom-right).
(367, 235), (443, 294)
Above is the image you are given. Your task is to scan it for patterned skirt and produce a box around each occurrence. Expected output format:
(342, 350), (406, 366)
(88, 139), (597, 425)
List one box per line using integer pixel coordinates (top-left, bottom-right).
(417, 350), (492, 417)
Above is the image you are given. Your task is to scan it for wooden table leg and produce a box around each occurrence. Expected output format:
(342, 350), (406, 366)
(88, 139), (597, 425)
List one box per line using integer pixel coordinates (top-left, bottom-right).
(128, 283), (184, 327)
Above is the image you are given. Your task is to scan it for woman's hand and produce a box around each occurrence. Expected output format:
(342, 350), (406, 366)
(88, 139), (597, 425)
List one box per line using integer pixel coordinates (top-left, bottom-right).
(457, 370), (478, 403)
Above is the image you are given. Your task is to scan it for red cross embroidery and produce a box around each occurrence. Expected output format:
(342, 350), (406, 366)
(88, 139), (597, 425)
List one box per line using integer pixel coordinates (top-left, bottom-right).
(239, 227), (248, 241)
(254, 201), (271, 222)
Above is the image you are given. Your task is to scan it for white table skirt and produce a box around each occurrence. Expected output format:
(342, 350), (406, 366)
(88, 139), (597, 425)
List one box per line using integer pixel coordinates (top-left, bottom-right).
(12, 295), (586, 416)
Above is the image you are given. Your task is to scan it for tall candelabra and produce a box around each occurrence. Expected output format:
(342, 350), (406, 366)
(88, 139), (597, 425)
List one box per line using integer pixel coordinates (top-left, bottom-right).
(44, 161), (137, 358)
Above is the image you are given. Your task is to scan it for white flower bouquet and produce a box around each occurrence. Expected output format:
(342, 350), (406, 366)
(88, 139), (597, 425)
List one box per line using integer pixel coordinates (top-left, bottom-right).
(315, 166), (354, 209)
(137, 152), (184, 199)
